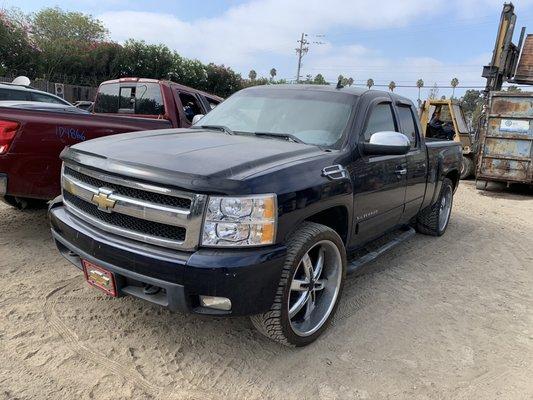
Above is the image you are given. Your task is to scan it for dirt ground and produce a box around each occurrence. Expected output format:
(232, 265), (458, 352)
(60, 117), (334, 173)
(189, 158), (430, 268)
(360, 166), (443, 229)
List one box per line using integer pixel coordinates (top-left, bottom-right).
(0, 181), (532, 400)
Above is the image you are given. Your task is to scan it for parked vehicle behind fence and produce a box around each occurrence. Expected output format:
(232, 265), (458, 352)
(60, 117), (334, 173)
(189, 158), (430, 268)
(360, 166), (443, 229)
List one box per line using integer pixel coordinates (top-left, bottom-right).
(49, 84), (462, 346)
(0, 78), (223, 208)
(0, 82), (72, 106)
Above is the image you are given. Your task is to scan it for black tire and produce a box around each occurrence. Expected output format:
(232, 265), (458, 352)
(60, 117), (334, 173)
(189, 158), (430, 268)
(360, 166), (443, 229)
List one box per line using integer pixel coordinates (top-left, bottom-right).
(460, 156), (475, 180)
(1, 195), (47, 210)
(416, 178), (454, 236)
(250, 222), (346, 347)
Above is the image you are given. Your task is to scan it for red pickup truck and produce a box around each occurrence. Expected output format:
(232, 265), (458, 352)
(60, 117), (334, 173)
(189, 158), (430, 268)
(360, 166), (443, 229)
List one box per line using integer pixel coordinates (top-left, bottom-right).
(0, 78), (222, 208)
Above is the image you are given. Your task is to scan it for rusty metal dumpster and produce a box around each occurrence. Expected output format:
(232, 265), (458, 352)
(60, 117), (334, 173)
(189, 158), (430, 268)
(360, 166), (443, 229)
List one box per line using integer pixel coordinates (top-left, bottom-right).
(476, 91), (533, 188)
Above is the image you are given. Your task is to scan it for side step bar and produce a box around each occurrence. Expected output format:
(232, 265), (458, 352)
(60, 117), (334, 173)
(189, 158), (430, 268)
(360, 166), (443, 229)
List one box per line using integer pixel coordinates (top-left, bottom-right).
(347, 227), (416, 275)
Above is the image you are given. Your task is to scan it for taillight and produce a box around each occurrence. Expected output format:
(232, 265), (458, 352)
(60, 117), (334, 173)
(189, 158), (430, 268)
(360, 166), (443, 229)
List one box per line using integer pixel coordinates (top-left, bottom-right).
(0, 120), (20, 155)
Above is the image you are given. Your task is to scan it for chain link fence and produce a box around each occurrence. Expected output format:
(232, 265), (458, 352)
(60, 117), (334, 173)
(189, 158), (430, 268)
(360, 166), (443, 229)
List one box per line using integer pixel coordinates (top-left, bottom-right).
(0, 76), (97, 103)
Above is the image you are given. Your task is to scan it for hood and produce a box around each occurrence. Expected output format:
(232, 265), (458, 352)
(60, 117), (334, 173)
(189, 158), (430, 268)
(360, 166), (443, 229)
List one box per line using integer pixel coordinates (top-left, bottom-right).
(63, 128), (327, 193)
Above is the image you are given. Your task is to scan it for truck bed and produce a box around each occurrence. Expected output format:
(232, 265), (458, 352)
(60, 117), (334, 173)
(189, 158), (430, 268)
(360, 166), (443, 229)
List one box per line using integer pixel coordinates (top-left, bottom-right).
(0, 105), (172, 201)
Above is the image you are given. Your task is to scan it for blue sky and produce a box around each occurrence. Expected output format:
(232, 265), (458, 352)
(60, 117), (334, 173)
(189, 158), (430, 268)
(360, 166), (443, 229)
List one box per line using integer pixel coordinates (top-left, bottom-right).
(3, 0), (533, 101)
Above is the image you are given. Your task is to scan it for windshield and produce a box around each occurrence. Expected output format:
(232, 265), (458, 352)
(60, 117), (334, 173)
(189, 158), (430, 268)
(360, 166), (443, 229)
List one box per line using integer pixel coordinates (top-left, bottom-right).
(196, 88), (354, 147)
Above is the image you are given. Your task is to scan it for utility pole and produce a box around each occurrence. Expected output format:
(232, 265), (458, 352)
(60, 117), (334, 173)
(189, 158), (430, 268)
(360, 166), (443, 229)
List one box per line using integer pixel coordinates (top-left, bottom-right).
(295, 33), (309, 83)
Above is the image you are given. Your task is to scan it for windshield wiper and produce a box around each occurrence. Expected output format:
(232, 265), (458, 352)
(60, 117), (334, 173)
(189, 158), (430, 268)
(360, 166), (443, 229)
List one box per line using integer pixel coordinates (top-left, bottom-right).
(253, 132), (304, 144)
(194, 124), (234, 135)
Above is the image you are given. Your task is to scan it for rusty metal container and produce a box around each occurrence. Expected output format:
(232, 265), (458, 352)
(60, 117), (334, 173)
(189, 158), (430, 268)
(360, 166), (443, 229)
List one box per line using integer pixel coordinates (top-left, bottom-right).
(477, 91), (533, 186)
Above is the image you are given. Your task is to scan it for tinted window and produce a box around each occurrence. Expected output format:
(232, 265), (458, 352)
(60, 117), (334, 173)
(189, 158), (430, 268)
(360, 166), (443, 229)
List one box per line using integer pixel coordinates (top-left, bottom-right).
(94, 83), (119, 113)
(135, 83), (164, 115)
(0, 88), (30, 101)
(119, 87), (134, 111)
(31, 92), (66, 104)
(398, 105), (418, 147)
(205, 96), (220, 110)
(179, 92), (204, 123)
(93, 83), (165, 115)
(363, 103), (396, 141)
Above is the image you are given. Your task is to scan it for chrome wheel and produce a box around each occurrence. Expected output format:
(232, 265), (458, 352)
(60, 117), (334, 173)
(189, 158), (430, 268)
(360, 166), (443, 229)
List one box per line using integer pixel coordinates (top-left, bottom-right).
(288, 240), (342, 337)
(438, 184), (452, 231)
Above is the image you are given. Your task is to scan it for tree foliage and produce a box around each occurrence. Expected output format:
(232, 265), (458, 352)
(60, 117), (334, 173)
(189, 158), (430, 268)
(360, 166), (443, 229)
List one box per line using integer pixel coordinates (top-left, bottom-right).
(0, 7), (288, 97)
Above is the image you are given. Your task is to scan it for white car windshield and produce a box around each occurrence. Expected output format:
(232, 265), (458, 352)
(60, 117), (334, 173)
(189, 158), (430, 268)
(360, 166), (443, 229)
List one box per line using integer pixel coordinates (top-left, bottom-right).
(196, 88), (355, 148)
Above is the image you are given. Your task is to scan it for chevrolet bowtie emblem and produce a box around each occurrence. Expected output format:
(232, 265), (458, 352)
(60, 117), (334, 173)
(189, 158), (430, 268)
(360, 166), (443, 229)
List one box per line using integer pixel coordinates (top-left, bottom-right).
(91, 188), (116, 212)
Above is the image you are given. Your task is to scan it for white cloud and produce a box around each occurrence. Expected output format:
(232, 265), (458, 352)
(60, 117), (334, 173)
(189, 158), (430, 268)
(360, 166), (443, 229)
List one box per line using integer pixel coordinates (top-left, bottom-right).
(99, 0), (442, 67)
(97, 0), (533, 101)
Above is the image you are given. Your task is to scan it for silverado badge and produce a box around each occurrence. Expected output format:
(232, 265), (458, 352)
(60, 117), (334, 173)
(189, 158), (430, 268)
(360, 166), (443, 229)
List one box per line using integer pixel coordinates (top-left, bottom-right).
(91, 188), (116, 212)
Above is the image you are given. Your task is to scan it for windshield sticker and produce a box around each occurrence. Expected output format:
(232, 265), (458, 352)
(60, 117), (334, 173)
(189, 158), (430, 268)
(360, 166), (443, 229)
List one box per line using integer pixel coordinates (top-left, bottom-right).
(500, 119), (530, 133)
(57, 126), (86, 143)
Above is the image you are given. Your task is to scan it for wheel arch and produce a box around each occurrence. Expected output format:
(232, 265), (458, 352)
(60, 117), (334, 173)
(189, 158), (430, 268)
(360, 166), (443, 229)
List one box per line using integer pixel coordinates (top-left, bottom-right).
(301, 205), (350, 245)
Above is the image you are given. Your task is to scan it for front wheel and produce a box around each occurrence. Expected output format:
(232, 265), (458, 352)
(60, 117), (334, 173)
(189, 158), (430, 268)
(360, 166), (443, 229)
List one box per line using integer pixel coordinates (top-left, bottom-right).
(250, 222), (346, 347)
(416, 178), (454, 236)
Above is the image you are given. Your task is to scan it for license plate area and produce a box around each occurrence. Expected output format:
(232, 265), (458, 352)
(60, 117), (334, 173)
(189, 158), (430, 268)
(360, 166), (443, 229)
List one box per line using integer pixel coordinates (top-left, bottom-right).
(82, 260), (117, 297)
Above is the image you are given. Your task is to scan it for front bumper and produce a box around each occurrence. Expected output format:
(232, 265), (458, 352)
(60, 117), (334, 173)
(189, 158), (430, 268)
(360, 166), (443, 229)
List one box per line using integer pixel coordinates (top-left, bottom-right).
(49, 202), (287, 316)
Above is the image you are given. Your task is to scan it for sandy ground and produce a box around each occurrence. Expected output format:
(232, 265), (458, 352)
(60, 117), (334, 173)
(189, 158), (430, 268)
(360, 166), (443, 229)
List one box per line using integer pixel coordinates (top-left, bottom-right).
(0, 181), (532, 400)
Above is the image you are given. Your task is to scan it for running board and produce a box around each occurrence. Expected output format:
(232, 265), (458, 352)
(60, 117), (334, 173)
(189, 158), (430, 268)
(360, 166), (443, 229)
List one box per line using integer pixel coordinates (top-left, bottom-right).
(347, 227), (416, 274)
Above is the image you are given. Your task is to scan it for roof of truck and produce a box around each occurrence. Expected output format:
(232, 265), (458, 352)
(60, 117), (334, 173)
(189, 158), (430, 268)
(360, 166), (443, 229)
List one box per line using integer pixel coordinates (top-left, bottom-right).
(98, 77), (224, 101)
(241, 84), (415, 105)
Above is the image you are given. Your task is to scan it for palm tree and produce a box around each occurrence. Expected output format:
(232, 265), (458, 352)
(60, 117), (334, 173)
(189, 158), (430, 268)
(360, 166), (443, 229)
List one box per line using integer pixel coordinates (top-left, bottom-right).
(347, 77), (354, 86)
(416, 79), (424, 103)
(248, 70), (257, 81)
(366, 78), (374, 89)
(269, 68), (277, 82)
(451, 77), (459, 98)
(388, 81), (396, 92)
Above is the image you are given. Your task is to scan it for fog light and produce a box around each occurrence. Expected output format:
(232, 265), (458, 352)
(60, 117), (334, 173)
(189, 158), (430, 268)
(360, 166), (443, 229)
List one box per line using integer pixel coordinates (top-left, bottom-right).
(199, 295), (232, 311)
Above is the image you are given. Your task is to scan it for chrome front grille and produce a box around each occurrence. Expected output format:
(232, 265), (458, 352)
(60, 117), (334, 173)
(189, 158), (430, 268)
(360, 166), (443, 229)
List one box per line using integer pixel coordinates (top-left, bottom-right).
(61, 163), (207, 250)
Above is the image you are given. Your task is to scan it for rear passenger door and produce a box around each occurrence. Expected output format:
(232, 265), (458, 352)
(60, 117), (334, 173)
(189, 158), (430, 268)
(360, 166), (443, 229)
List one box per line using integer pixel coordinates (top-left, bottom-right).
(350, 99), (408, 246)
(396, 102), (427, 222)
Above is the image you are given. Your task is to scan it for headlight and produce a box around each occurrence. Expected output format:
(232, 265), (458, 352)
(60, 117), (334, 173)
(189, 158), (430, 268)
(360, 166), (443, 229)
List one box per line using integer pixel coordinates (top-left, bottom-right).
(201, 194), (277, 247)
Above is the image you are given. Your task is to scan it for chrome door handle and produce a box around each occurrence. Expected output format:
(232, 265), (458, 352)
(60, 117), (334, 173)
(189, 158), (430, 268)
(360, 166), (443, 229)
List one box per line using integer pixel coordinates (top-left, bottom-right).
(395, 168), (407, 175)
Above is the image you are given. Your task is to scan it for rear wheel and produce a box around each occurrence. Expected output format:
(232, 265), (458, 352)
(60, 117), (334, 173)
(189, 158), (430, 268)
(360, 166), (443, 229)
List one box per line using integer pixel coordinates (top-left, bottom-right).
(416, 178), (454, 236)
(460, 156), (475, 180)
(250, 222), (346, 347)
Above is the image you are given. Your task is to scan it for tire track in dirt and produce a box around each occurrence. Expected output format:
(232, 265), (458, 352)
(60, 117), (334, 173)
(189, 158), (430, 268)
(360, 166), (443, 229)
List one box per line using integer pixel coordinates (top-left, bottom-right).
(43, 278), (232, 400)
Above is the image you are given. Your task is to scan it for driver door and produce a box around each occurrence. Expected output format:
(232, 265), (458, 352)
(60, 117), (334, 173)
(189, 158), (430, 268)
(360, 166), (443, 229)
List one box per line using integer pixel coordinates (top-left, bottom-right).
(350, 100), (408, 247)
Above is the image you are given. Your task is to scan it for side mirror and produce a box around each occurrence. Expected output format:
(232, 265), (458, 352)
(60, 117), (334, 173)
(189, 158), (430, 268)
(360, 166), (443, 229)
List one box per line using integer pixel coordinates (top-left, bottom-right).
(192, 114), (204, 125)
(362, 131), (410, 155)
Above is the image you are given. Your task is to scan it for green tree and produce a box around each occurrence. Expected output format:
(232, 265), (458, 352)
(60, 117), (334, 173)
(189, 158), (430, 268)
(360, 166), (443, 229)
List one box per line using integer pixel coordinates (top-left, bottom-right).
(248, 69), (257, 81)
(269, 68), (277, 81)
(388, 81), (396, 92)
(366, 78), (374, 89)
(313, 74), (328, 85)
(119, 39), (174, 80)
(450, 77), (459, 98)
(31, 7), (109, 82)
(0, 10), (39, 76)
(347, 77), (354, 86)
(459, 89), (483, 128)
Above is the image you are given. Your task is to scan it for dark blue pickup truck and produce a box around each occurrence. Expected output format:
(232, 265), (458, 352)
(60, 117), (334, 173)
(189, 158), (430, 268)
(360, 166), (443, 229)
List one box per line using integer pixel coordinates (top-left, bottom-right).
(49, 85), (461, 346)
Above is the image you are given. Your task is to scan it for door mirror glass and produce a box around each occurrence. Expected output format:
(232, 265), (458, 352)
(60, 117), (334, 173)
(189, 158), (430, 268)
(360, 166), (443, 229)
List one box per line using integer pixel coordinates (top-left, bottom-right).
(192, 114), (204, 125)
(362, 131), (411, 155)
